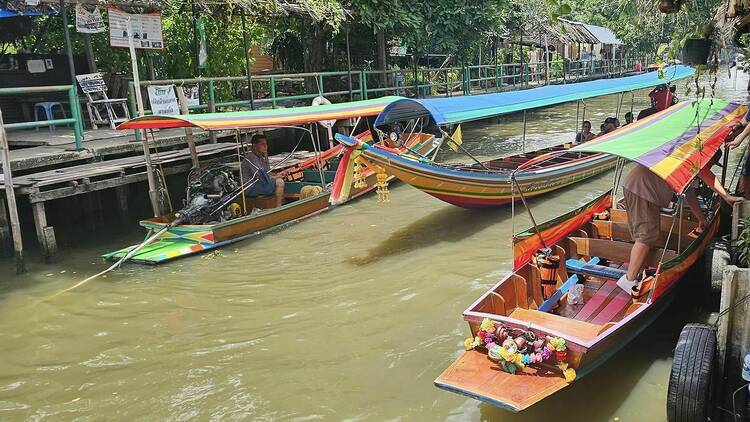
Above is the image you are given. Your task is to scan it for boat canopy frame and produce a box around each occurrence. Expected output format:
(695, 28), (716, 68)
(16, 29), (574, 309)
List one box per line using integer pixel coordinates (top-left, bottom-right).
(509, 99), (746, 300)
(374, 66), (695, 127)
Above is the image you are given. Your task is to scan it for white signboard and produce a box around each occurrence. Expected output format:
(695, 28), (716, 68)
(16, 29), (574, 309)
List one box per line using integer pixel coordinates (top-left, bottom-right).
(108, 7), (164, 50)
(76, 4), (105, 34)
(147, 85), (179, 115)
(26, 60), (46, 73)
(183, 85), (200, 107)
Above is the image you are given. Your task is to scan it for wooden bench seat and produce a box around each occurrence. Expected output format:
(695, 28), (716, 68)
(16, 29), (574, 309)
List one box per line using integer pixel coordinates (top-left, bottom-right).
(508, 308), (602, 341)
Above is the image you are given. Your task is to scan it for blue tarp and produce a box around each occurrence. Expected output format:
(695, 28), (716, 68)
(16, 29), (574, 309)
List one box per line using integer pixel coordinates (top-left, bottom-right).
(374, 65), (695, 126)
(0, 8), (43, 18)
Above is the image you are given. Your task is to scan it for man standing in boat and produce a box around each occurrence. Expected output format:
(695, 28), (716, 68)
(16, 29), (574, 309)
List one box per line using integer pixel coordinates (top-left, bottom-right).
(726, 107), (750, 198)
(242, 134), (287, 207)
(617, 162), (743, 293)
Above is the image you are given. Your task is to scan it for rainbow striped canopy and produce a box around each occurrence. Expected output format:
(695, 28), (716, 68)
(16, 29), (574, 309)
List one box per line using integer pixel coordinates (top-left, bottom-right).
(569, 100), (746, 192)
(117, 96), (402, 131)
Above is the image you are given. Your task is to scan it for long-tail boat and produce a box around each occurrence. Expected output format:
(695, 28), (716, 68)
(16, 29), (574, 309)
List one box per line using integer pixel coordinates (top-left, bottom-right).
(336, 66), (695, 208)
(104, 97), (435, 264)
(434, 99), (746, 411)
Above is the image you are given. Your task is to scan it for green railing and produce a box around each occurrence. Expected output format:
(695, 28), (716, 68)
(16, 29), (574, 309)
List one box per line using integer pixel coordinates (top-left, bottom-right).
(126, 57), (650, 121)
(0, 85), (84, 150)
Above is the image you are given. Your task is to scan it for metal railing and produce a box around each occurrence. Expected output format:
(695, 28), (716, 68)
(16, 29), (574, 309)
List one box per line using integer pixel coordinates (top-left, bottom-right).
(0, 85), (84, 150)
(126, 57), (651, 122)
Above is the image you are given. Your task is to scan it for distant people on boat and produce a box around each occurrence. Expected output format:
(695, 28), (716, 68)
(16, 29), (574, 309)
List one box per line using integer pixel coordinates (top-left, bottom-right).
(616, 163), (743, 294)
(596, 117), (619, 137)
(635, 60), (643, 72)
(575, 121), (595, 143)
(624, 112), (634, 126)
(242, 134), (287, 207)
(637, 84), (678, 120)
(725, 107), (750, 198)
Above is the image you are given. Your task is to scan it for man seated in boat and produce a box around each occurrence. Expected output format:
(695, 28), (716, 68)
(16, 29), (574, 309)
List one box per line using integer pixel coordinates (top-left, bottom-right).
(616, 163), (743, 293)
(242, 134), (287, 207)
(575, 120), (595, 143)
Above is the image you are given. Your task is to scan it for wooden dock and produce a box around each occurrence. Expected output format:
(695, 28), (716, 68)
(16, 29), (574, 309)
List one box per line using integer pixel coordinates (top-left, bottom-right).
(0, 126), (239, 260)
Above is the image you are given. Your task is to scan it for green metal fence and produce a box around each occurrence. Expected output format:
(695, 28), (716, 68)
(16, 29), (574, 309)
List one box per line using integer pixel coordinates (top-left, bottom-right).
(0, 85), (84, 150)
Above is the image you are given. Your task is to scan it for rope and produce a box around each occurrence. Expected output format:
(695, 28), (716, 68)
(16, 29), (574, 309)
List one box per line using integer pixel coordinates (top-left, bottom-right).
(511, 174), (547, 250)
(646, 195), (682, 304)
(45, 218), (182, 299)
(148, 129), (173, 213)
(235, 130), (248, 213)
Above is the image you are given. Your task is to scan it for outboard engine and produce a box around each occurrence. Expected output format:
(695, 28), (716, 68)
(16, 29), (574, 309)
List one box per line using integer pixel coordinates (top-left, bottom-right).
(176, 165), (240, 224)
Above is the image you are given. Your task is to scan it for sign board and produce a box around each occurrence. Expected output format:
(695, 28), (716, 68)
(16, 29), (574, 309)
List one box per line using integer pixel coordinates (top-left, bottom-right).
(76, 4), (105, 34)
(182, 85), (200, 107)
(147, 85), (179, 116)
(26, 60), (46, 73)
(108, 7), (164, 50)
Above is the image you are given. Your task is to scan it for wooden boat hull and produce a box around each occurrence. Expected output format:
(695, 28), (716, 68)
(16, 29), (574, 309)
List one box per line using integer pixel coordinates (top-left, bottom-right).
(104, 133), (435, 264)
(434, 191), (719, 411)
(337, 135), (617, 208)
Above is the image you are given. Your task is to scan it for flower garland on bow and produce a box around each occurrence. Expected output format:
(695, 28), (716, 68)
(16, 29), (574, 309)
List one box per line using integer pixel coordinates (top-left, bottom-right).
(464, 318), (576, 382)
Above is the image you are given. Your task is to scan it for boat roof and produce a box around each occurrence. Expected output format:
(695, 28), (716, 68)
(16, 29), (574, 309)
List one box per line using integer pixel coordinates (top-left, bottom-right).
(117, 96), (402, 131)
(374, 65), (695, 126)
(569, 99), (745, 193)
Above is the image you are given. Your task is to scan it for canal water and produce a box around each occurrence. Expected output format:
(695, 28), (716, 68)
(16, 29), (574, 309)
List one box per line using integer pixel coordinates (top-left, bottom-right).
(1, 69), (748, 421)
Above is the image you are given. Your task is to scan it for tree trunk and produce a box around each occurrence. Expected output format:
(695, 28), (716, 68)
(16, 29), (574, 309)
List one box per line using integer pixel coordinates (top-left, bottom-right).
(304, 23), (326, 94)
(376, 29), (387, 87)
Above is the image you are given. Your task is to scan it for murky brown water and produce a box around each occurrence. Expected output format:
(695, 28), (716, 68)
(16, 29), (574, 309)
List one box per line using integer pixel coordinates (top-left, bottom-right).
(0, 69), (748, 421)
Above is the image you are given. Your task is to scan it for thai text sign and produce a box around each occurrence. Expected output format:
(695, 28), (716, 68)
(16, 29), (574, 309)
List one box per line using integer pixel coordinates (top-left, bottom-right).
(147, 85), (179, 115)
(108, 7), (164, 50)
(76, 5), (105, 34)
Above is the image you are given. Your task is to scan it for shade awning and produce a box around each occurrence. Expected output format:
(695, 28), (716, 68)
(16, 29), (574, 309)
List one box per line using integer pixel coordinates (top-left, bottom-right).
(568, 100), (745, 193)
(117, 96), (402, 131)
(374, 65), (695, 126)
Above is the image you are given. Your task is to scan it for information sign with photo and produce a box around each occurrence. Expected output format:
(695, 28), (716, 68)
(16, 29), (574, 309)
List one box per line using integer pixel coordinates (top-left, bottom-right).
(108, 7), (164, 50)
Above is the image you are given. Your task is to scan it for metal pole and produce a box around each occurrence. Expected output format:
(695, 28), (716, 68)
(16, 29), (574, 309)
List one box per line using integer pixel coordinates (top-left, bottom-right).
(60, 0), (83, 150)
(241, 11), (255, 110)
(0, 110), (25, 274)
(128, 19), (162, 217)
(346, 25), (353, 101)
(176, 86), (200, 169)
(191, 0), (200, 77)
(522, 109), (527, 153)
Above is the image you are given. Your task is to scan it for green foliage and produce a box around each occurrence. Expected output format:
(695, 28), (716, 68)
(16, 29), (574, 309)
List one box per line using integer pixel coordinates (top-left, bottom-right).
(570, 0), (723, 57)
(351, 0), (509, 62)
(2, 1), (267, 79)
(734, 217), (750, 267)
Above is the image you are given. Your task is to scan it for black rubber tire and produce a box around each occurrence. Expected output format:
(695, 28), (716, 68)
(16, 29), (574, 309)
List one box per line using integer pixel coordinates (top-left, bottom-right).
(701, 238), (730, 309)
(666, 323), (717, 422)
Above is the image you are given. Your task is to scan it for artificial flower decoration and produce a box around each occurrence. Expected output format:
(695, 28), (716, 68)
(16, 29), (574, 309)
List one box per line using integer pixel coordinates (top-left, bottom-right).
(464, 318), (575, 382)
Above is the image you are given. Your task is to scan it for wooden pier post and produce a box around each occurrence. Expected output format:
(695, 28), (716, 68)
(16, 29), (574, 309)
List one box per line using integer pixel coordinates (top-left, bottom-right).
(31, 201), (57, 261)
(0, 110), (26, 273)
(0, 192), (11, 257)
(115, 185), (130, 224)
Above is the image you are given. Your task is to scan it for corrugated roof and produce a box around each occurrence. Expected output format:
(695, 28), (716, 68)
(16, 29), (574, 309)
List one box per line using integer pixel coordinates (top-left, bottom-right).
(581, 23), (624, 45)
